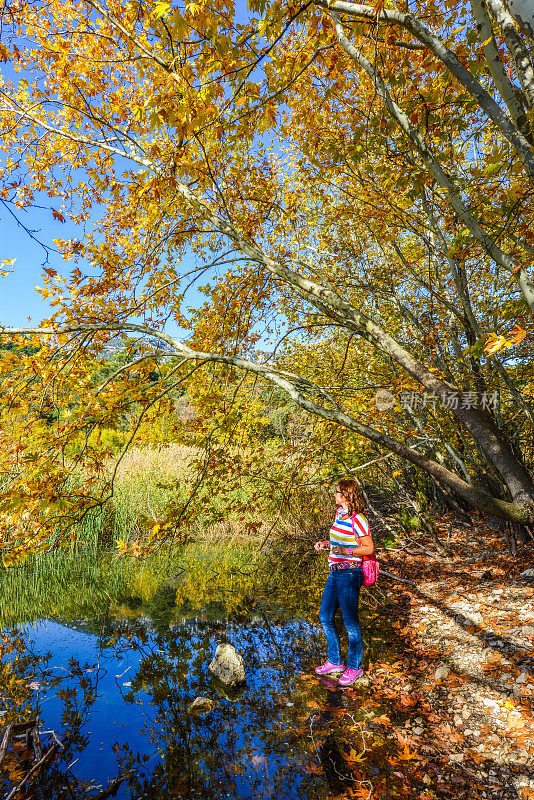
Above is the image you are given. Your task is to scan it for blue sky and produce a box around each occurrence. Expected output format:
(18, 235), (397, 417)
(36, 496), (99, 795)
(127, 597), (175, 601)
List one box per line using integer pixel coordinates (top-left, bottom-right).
(1, 204), (60, 326)
(0, 201), (205, 339)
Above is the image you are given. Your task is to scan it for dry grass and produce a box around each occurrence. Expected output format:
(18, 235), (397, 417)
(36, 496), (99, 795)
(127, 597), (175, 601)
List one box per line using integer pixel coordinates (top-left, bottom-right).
(110, 443), (199, 484)
(187, 519), (268, 543)
(102, 444), (200, 531)
(106, 443), (276, 540)
(88, 443), (333, 556)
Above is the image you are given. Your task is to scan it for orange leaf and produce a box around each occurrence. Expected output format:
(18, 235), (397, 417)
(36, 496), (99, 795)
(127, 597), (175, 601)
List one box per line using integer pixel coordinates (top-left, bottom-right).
(398, 743), (419, 761)
(373, 714), (391, 726)
(510, 325), (527, 345)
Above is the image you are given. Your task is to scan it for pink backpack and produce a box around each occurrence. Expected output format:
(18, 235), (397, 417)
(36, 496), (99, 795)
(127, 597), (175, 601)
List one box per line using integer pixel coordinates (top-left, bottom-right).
(361, 553), (379, 587)
(351, 511), (379, 587)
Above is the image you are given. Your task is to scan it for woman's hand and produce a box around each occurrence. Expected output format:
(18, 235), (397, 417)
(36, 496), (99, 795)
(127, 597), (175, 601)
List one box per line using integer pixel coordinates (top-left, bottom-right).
(314, 540), (329, 552)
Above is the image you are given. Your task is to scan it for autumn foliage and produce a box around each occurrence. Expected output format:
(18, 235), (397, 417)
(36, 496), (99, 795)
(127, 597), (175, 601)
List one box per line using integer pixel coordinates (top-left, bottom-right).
(1, 0), (534, 556)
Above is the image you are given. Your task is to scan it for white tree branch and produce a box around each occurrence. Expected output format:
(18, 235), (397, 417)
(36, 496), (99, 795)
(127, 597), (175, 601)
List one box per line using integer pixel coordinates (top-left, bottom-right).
(470, 0), (529, 133)
(316, 0), (534, 180)
(329, 11), (534, 317)
(486, 0), (534, 110)
(84, 0), (172, 72)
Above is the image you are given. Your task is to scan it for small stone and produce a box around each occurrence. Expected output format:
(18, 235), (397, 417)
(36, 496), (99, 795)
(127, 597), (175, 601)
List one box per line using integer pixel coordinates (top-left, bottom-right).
(413, 726), (424, 735)
(519, 569), (534, 580)
(435, 664), (450, 681)
(516, 672), (527, 684)
(461, 707), (471, 720)
(449, 753), (464, 762)
(465, 612), (483, 625)
(188, 696), (216, 714)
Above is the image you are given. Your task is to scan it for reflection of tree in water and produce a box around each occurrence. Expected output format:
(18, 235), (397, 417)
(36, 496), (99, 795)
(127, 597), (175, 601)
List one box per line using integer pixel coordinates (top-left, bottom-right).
(0, 627), (123, 799)
(0, 614), (332, 800)
(111, 615), (329, 799)
(0, 604), (389, 800)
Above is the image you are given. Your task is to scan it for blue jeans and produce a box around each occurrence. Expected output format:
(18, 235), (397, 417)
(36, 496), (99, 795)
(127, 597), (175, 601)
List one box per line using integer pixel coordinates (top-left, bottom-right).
(319, 568), (364, 669)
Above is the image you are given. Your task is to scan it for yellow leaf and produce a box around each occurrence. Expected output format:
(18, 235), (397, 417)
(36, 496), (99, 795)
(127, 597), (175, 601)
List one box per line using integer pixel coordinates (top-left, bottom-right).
(346, 747), (367, 763)
(154, 1), (170, 18)
(484, 334), (512, 355)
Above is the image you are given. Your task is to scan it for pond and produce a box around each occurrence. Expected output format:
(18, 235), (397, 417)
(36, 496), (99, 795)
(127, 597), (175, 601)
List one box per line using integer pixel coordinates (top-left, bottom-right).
(0, 560), (409, 800)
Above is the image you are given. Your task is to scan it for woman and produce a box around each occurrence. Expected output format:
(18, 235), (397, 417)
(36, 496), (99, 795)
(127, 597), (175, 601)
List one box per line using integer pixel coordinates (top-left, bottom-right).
(314, 479), (374, 687)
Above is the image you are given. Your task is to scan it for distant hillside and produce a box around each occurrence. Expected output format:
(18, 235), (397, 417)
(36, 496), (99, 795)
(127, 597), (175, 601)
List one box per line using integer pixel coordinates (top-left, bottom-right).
(101, 335), (175, 359)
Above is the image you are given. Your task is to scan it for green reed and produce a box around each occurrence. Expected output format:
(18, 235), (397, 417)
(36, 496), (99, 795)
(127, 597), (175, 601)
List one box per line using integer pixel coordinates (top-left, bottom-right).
(0, 534), (268, 628)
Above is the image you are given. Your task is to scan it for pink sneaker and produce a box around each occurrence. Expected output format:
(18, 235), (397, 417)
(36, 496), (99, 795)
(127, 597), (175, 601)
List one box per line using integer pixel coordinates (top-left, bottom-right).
(338, 668), (364, 686)
(315, 660), (345, 676)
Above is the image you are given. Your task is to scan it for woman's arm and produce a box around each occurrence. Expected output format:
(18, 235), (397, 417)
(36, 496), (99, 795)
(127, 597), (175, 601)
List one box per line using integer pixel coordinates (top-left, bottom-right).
(332, 535), (374, 557)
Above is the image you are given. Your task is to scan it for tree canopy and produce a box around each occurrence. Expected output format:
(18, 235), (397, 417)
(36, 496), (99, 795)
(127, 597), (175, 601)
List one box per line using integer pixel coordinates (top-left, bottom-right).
(1, 0), (534, 556)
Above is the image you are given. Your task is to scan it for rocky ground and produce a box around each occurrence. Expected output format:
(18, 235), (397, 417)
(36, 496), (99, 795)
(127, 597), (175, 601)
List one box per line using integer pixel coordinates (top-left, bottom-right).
(375, 515), (534, 800)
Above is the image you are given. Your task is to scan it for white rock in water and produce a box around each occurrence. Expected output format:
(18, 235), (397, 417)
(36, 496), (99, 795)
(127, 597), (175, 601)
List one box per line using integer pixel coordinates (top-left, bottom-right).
(208, 643), (246, 687)
(504, 0), (534, 38)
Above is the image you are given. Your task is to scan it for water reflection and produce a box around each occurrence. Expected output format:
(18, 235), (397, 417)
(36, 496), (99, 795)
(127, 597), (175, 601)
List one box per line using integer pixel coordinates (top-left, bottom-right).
(0, 583), (406, 800)
(0, 609), (344, 799)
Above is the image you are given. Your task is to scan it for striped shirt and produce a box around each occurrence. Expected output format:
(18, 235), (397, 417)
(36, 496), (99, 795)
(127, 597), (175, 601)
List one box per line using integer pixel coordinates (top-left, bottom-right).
(328, 507), (369, 567)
